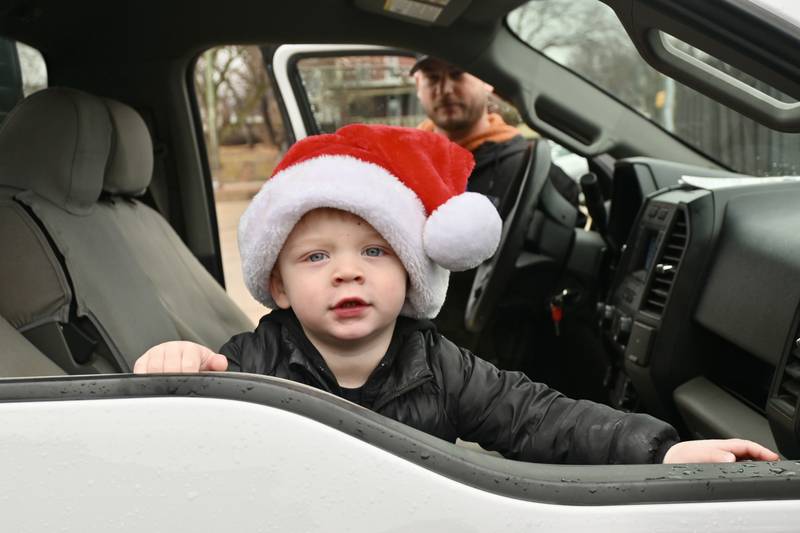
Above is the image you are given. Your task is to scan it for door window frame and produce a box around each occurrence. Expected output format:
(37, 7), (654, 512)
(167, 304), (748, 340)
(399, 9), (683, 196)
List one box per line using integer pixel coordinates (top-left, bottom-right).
(270, 44), (417, 141)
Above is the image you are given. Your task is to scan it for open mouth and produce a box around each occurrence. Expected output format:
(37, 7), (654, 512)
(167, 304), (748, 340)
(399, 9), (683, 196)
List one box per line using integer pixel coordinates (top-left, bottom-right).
(332, 298), (369, 318)
(334, 298), (367, 309)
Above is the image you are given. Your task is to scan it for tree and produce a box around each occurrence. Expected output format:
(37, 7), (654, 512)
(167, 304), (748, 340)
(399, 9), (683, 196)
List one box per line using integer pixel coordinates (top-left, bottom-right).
(508, 0), (665, 120)
(194, 45), (284, 175)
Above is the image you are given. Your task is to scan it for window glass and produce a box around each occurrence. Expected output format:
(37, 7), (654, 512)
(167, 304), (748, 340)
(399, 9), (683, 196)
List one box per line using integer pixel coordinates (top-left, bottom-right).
(507, 0), (800, 176)
(194, 45), (287, 324)
(295, 53), (588, 180)
(296, 55), (426, 132)
(0, 38), (46, 122)
(17, 42), (46, 96)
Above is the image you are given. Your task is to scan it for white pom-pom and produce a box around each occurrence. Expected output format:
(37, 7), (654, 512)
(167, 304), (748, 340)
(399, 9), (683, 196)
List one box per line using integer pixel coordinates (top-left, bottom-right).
(423, 192), (502, 271)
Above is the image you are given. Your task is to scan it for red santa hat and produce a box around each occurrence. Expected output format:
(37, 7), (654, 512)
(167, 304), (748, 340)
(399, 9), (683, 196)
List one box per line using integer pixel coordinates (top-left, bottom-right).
(239, 124), (502, 318)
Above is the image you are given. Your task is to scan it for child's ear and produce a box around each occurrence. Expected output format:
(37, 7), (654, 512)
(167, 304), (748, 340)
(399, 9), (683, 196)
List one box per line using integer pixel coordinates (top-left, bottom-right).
(269, 270), (291, 309)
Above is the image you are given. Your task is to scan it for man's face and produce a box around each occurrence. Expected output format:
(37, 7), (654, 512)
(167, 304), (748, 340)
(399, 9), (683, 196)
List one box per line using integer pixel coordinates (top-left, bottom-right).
(414, 60), (494, 134)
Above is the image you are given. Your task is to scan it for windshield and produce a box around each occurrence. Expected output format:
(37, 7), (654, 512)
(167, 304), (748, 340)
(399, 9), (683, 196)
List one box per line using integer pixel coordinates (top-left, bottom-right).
(507, 0), (800, 176)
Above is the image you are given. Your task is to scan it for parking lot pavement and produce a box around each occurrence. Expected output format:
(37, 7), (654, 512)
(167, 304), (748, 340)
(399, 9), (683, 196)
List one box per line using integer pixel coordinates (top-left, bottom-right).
(215, 199), (266, 327)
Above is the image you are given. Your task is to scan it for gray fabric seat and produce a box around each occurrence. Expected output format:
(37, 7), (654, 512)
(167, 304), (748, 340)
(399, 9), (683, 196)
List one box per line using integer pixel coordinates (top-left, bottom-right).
(0, 88), (112, 373)
(0, 87), (253, 371)
(0, 314), (64, 376)
(0, 193), (68, 376)
(0, 193), (72, 331)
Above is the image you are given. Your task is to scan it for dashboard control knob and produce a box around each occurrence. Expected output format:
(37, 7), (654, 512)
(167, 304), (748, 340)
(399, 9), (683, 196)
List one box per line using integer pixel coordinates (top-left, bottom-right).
(615, 315), (633, 345)
(599, 304), (615, 329)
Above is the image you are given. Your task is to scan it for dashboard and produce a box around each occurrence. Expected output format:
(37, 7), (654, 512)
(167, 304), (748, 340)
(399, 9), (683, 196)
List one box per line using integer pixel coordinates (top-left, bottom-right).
(602, 158), (800, 457)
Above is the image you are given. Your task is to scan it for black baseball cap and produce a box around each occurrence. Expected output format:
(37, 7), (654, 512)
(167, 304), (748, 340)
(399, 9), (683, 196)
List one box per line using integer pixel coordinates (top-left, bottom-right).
(409, 55), (447, 75)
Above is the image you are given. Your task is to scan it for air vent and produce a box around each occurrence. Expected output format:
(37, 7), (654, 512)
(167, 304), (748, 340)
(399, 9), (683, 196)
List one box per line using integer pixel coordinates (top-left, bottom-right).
(642, 209), (688, 317)
(775, 338), (800, 417)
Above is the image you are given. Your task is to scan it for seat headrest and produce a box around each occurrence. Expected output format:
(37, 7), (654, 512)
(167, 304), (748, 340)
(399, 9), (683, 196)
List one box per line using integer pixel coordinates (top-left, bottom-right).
(0, 87), (111, 215)
(103, 99), (153, 196)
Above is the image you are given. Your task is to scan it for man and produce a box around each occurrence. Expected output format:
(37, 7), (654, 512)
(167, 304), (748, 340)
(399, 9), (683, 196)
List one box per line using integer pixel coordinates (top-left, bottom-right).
(412, 55), (580, 355)
(412, 55), (579, 218)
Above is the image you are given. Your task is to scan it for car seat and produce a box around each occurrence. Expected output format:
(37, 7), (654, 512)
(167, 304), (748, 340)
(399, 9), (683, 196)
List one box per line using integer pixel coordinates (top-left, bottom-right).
(0, 314), (64, 376)
(0, 87), (253, 372)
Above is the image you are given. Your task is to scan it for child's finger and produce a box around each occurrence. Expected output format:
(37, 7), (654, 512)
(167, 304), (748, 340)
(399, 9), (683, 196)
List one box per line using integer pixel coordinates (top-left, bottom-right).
(182, 349), (203, 372)
(146, 345), (166, 374)
(134, 342), (219, 374)
(203, 353), (228, 372)
(706, 449), (736, 463)
(723, 439), (780, 461)
(132, 351), (149, 374)
(162, 346), (184, 373)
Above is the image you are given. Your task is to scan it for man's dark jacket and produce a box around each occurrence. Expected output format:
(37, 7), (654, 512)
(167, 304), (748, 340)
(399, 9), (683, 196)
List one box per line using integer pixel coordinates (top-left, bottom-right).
(432, 134), (581, 351)
(221, 310), (679, 464)
(469, 134), (579, 219)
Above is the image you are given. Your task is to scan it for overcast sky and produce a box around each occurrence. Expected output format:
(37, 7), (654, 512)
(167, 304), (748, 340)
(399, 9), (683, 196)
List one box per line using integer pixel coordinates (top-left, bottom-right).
(747, 0), (800, 27)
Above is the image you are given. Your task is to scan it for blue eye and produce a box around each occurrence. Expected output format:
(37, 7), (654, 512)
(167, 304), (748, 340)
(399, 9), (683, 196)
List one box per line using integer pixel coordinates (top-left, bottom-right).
(307, 252), (327, 262)
(363, 246), (384, 257)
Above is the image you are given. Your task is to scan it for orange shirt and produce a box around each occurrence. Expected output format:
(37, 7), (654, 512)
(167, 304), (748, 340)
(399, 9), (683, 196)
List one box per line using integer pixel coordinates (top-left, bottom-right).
(418, 113), (521, 152)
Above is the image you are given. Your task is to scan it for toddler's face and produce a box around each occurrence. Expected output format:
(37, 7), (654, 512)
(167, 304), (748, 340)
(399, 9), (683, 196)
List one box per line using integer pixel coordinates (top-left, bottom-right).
(270, 209), (407, 348)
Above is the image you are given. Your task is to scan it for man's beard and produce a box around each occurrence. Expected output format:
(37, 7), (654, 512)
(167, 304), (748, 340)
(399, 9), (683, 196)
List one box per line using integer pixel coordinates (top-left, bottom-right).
(430, 100), (484, 134)
(434, 114), (473, 132)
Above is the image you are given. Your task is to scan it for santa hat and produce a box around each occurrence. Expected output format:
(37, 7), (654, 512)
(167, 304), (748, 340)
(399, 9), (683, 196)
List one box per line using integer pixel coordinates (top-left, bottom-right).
(239, 124), (502, 319)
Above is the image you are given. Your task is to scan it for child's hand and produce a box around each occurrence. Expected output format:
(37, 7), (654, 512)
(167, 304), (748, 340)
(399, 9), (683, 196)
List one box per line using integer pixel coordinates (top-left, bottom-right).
(133, 341), (228, 374)
(663, 438), (780, 463)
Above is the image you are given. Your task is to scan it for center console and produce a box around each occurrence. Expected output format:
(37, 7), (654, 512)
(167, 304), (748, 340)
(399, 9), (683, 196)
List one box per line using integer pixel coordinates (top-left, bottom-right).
(601, 187), (713, 420)
(600, 160), (800, 453)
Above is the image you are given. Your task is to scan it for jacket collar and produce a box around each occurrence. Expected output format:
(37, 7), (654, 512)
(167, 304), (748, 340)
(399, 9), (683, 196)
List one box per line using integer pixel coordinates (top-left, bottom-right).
(270, 310), (436, 403)
(369, 329), (435, 411)
(266, 310), (338, 392)
(283, 330), (338, 392)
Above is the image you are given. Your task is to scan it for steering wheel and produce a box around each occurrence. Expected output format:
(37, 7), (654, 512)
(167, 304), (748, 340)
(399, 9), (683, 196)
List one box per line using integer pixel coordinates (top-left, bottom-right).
(464, 139), (552, 332)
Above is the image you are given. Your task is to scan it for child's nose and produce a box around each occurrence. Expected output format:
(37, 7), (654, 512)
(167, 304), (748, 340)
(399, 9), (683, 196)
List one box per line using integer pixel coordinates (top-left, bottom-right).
(332, 261), (365, 285)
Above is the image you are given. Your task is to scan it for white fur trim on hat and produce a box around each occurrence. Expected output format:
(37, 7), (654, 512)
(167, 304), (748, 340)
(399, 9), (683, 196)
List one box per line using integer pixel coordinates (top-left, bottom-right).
(423, 192), (501, 271)
(239, 155), (450, 319)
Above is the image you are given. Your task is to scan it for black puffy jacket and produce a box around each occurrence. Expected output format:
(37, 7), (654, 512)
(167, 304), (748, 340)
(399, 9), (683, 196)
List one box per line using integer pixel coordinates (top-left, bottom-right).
(220, 310), (679, 464)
